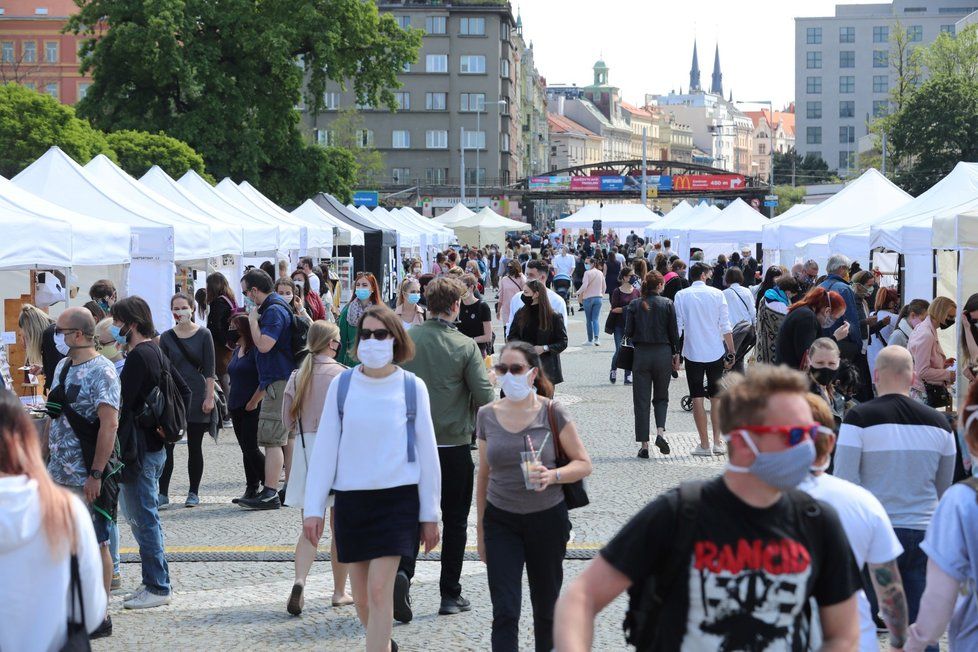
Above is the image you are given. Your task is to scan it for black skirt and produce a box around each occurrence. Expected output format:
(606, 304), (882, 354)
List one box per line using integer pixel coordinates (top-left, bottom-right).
(333, 484), (420, 563)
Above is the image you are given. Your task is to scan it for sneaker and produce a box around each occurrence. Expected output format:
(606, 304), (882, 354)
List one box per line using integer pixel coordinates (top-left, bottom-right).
(222, 418), (233, 429)
(157, 494), (169, 510)
(594, 340), (601, 346)
(654, 435), (671, 455)
(91, 615), (112, 639)
(712, 442), (727, 456)
(278, 484), (287, 506)
(232, 486), (261, 505)
(609, 369), (617, 384)
(123, 587), (171, 610)
(583, 341), (594, 347)
(185, 492), (200, 508)
(623, 372), (632, 385)
(439, 595), (472, 616)
(392, 570), (412, 624)
(111, 572), (121, 590)
(287, 583), (304, 616)
(122, 584), (146, 600)
(637, 447), (649, 459)
(692, 446), (714, 457)
(238, 487), (281, 510)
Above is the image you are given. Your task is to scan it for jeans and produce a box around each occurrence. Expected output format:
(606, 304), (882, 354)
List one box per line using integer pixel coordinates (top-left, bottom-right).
(582, 297), (602, 343)
(611, 325), (625, 370)
(108, 520), (120, 574)
(119, 447), (170, 595)
(484, 501), (569, 652)
(230, 406), (265, 490)
(894, 528), (937, 652)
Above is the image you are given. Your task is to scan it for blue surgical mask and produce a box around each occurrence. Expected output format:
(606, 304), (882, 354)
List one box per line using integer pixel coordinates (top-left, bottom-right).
(584, 264), (591, 271)
(109, 324), (128, 346)
(726, 431), (816, 491)
(355, 288), (371, 301)
(243, 296), (256, 311)
(407, 292), (421, 305)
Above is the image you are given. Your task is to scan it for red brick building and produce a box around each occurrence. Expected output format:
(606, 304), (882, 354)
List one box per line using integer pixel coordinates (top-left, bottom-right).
(0, 0), (94, 104)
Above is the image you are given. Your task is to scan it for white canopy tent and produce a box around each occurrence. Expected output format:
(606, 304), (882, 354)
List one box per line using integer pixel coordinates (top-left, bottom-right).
(398, 207), (455, 243)
(452, 207), (530, 248)
(555, 203), (659, 231)
(370, 207), (422, 248)
(656, 202), (722, 247)
(433, 203), (475, 225)
(237, 181), (333, 255)
(216, 179), (310, 255)
(644, 200), (691, 238)
(293, 199), (363, 247)
(682, 198), (769, 245)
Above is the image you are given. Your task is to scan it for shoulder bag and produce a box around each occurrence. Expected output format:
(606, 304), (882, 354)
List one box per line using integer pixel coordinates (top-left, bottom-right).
(60, 554), (91, 651)
(547, 400), (589, 509)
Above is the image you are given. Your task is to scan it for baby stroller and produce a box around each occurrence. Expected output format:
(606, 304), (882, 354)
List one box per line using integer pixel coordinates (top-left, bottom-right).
(680, 321), (756, 411)
(553, 273), (574, 316)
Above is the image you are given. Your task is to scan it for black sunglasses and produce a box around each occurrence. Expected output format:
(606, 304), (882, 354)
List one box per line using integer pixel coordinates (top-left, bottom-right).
(493, 363), (529, 375)
(359, 328), (392, 341)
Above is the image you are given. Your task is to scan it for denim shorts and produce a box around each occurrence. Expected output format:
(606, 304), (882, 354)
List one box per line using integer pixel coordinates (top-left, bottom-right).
(62, 484), (111, 546)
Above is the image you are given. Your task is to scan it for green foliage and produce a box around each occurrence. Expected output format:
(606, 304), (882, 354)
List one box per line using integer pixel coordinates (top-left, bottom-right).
(0, 83), (114, 177)
(328, 107), (386, 187)
(104, 130), (207, 180)
(772, 148), (836, 186)
(773, 185), (806, 216)
(924, 25), (978, 80)
(69, 0), (419, 204)
(261, 145), (358, 208)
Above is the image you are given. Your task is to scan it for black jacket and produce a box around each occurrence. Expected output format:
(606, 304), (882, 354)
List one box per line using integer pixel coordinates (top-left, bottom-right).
(507, 308), (568, 384)
(40, 323), (65, 392)
(774, 307), (820, 370)
(662, 276), (689, 302)
(624, 295), (680, 354)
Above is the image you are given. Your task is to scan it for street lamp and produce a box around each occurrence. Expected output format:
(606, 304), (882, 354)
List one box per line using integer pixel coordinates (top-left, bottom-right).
(475, 99), (508, 206)
(740, 99), (775, 218)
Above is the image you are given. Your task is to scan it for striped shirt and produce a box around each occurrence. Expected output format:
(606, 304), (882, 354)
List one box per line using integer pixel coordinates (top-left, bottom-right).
(834, 393), (955, 530)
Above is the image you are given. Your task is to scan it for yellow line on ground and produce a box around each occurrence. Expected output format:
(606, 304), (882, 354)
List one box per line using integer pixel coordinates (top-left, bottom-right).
(121, 543), (604, 554)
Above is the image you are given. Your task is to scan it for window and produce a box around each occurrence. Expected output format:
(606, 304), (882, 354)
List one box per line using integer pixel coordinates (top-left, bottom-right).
(395, 15), (411, 30)
(44, 41), (58, 63)
(426, 130), (448, 149)
(839, 151), (854, 170)
(501, 132), (510, 152)
(839, 100), (855, 118)
(758, 142), (767, 155)
(78, 82), (90, 100)
(500, 59), (510, 78)
(806, 101), (822, 119)
(941, 25), (956, 35)
(839, 26), (855, 43)
(425, 54), (448, 73)
(806, 51), (822, 69)
(45, 82), (58, 99)
(402, 61), (411, 73)
(908, 25), (923, 42)
(462, 130), (485, 149)
(839, 50), (855, 68)
(873, 75), (889, 93)
(459, 17), (485, 35)
(392, 168), (411, 183)
(426, 168), (447, 184)
(314, 129), (335, 146)
(35, 7), (48, 14)
(806, 126), (822, 145)
(394, 91), (410, 110)
(465, 168), (486, 185)
(501, 22), (510, 41)
(23, 82), (36, 90)
(806, 27), (822, 44)
(425, 92), (446, 110)
(806, 76), (822, 94)
(839, 76), (855, 93)
(355, 129), (374, 148)
(873, 100), (889, 117)
(459, 92), (485, 112)
(323, 92), (340, 110)
(459, 55), (485, 74)
(1, 42), (13, 63)
(808, 150), (822, 161)
(873, 50), (888, 68)
(425, 16), (446, 34)
(392, 130), (410, 149)
(839, 126), (855, 143)
(23, 41), (37, 63)
(873, 25), (889, 43)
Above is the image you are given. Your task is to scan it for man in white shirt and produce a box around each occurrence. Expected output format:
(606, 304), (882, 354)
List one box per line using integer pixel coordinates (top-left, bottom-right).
(612, 246), (626, 268)
(299, 257), (321, 295)
(722, 267), (756, 326)
(506, 259), (567, 336)
(662, 239), (674, 258)
(552, 246), (575, 280)
(674, 262), (735, 456)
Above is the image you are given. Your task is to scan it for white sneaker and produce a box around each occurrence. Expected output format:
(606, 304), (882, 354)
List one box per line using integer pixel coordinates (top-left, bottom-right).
(712, 443), (727, 456)
(123, 587), (171, 609)
(691, 446), (714, 457)
(582, 341), (594, 347)
(594, 340), (601, 346)
(122, 584), (146, 600)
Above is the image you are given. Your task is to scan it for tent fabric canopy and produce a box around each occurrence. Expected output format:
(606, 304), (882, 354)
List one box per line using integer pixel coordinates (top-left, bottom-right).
(210, 178), (303, 251)
(933, 209), (978, 250)
(433, 203), (476, 225)
(452, 207), (529, 248)
(237, 181), (333, 253)
(293, 200), (364, 247)
(556, 203), (659, 230)
(656, 202), (721, 242)
(681, 198), (770, 245)
(644, 200), (691, 237)
(760, 203), (813, 251)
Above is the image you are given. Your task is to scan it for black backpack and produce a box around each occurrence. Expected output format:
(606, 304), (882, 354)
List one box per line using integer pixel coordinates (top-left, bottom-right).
(137, 346), (189, 444)
(262, 298), (309, 365)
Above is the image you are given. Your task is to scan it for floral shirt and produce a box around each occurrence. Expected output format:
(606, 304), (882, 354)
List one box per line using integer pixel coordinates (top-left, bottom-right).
(47, 356), (120, 487)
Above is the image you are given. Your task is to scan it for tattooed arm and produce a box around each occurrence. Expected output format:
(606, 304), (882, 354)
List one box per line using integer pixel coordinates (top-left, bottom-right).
(869, 559), (909, 649)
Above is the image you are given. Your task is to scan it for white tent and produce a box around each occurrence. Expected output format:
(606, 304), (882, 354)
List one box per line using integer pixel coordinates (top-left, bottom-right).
(237, 181), (333, 254)
(761, 203), (812, 251)
(657, 202), (722, 243)
(140, 166), (281, 256)
(682, 198), (770, 245)
(370, 207), (422, 248)
(433, 203), (475, 225)
(644, 200), (691, 238)
(555, 203), (659, 230)
(293, 199), (364, 247)
(452, 207), (530, 248)
(398, 207), (454, 242)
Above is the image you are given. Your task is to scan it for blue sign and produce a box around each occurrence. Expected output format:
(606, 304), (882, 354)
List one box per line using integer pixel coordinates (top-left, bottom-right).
(353, 190), (379, 207)
(657, 175), (673, 191)
(763, 200), (779, 207)
(600, 176), (625, 191)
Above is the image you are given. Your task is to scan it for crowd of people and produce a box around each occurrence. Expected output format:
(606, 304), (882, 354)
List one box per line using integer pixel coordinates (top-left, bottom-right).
(3, 226), (978, 652)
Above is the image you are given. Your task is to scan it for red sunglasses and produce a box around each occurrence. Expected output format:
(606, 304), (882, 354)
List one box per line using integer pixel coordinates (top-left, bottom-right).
(735, 424), (829, 446)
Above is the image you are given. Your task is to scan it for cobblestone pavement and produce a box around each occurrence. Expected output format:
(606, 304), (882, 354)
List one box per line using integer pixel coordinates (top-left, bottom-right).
(97, 298), (896, 650)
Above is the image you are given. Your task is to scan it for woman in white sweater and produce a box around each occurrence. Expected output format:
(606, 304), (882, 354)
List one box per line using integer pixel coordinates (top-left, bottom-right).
(303, 305), (441, 652)
(0, 389), (106, 651)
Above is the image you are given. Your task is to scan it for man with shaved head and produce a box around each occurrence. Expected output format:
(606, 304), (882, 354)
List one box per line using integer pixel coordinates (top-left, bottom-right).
(46, 306), (121, 637)
(835, 345), (956, 648)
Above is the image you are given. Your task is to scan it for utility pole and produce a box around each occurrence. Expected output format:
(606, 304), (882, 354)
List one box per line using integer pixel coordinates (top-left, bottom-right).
(881, 131), (888, 177)
(791, 156), (796, 187)
(460, 126), (466, 204)
(475, 108), (481, 205)
(641, 127), (648, 206)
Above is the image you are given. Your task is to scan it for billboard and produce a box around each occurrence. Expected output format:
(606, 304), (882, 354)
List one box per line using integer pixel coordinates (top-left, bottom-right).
(569, 176), (601, 191)
(353, 190), (379, 207)
(529, 175), (571, 190)
(671, 174), (745, 191)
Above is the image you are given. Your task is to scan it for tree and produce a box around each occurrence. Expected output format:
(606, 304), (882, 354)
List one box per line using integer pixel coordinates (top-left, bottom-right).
(329, 107), (386, 187)
(0, 83), (114, 177)
(924, 24), (978, 80)
(104, 130), (207, 179)
(261, 145), (358, 208)
(773, 185), (806, 216)
(772, 148), (836, 186)
(888, 21), (924, 117)
(69, 0), (420, 204)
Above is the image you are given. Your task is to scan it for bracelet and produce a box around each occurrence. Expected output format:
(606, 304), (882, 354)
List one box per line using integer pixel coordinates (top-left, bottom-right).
(555, 469), (562, 483)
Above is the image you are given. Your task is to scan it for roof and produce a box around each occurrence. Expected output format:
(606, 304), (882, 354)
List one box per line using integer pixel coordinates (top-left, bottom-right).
(547, 112), (599, 138)
(619, 101), (654, 120)
(744, 109), (795, 137)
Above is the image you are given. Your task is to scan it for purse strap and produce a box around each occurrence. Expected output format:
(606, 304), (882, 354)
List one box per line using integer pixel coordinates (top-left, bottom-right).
(68, 553), (87, 632)
(547, 400), (565, 461)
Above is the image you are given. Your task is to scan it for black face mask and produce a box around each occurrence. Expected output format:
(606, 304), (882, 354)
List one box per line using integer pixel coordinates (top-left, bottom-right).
(811, 366), (840, 386)
(521, 294), (534, 306)
(940, 318), (956, 330)
(227, 330), (240, 345)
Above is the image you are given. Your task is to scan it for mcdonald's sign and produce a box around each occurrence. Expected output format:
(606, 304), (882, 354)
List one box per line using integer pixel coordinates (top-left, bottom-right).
(672, 174), (745, 191)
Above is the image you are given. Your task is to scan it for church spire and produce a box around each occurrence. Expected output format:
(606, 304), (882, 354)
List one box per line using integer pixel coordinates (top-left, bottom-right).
(689, 40), (701, 92)
(711, 44), (723, 96)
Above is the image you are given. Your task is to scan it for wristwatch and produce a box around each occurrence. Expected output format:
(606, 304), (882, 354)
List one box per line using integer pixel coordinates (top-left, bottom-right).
(88, 469), (103, 480)
(543, 345), (550, 352)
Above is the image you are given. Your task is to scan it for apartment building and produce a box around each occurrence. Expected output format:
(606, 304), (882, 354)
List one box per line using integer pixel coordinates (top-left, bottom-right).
(795, 0), (977, 175)
(741, 108), (796, 182)
(547, 112), (602, 170)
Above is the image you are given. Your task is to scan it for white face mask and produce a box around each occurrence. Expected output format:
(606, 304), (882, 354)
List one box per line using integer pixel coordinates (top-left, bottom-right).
(53, 332), (70, 356)
(173, 307), (193, 324)
(357, 338), (394, 369)
(280, 293), (294, 303)
(500, 372), (533, 401)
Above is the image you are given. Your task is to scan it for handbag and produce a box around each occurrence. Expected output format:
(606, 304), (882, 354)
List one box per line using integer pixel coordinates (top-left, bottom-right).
(547, 401), (589, 509)
(616, 338), (635, 371)
(61, 554), (91, 651)
(166, 330), (229, 424)
(924, 382), (952, 409)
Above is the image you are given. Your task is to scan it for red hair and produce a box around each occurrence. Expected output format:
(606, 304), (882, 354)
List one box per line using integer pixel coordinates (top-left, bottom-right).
(351, 272), (382, 306)
(789, 287), (845, 317)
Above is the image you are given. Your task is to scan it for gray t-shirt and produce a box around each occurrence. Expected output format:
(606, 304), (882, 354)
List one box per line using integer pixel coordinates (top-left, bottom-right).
(161, 328), (215, 424)
(476, 399), (570, 515)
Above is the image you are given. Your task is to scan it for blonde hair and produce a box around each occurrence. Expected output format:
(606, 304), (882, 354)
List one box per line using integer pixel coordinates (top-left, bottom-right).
(396, 277), (420, 308)
(289, 321), (343, 423)
(928, 296), (957, 324)
(18, 304), (54, 366)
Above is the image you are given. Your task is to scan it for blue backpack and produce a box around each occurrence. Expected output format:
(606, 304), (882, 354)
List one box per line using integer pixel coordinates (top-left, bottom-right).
(335, 368), (419, 462)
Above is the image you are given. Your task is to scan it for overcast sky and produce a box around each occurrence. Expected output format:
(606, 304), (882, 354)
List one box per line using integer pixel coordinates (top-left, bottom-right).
(519, 0), (883, 109)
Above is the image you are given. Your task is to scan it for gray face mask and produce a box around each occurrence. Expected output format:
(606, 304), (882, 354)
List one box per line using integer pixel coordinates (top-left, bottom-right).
(726, 432), (816, 491)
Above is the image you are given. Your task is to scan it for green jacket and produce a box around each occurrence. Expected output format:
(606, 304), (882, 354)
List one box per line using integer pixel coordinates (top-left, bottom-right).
(336, 303), (359, 367)
(401, 319), (495, 446)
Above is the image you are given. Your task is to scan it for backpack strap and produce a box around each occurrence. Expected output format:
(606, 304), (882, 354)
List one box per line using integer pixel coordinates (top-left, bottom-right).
(403, 370), (417, 463)
(335, 368), (356, 441)
(661, 480), (702, 591)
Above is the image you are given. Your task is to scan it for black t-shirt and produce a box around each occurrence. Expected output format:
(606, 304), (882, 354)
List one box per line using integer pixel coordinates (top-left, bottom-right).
(601, 477), (859, 651)
(457, 299), (492, 355)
